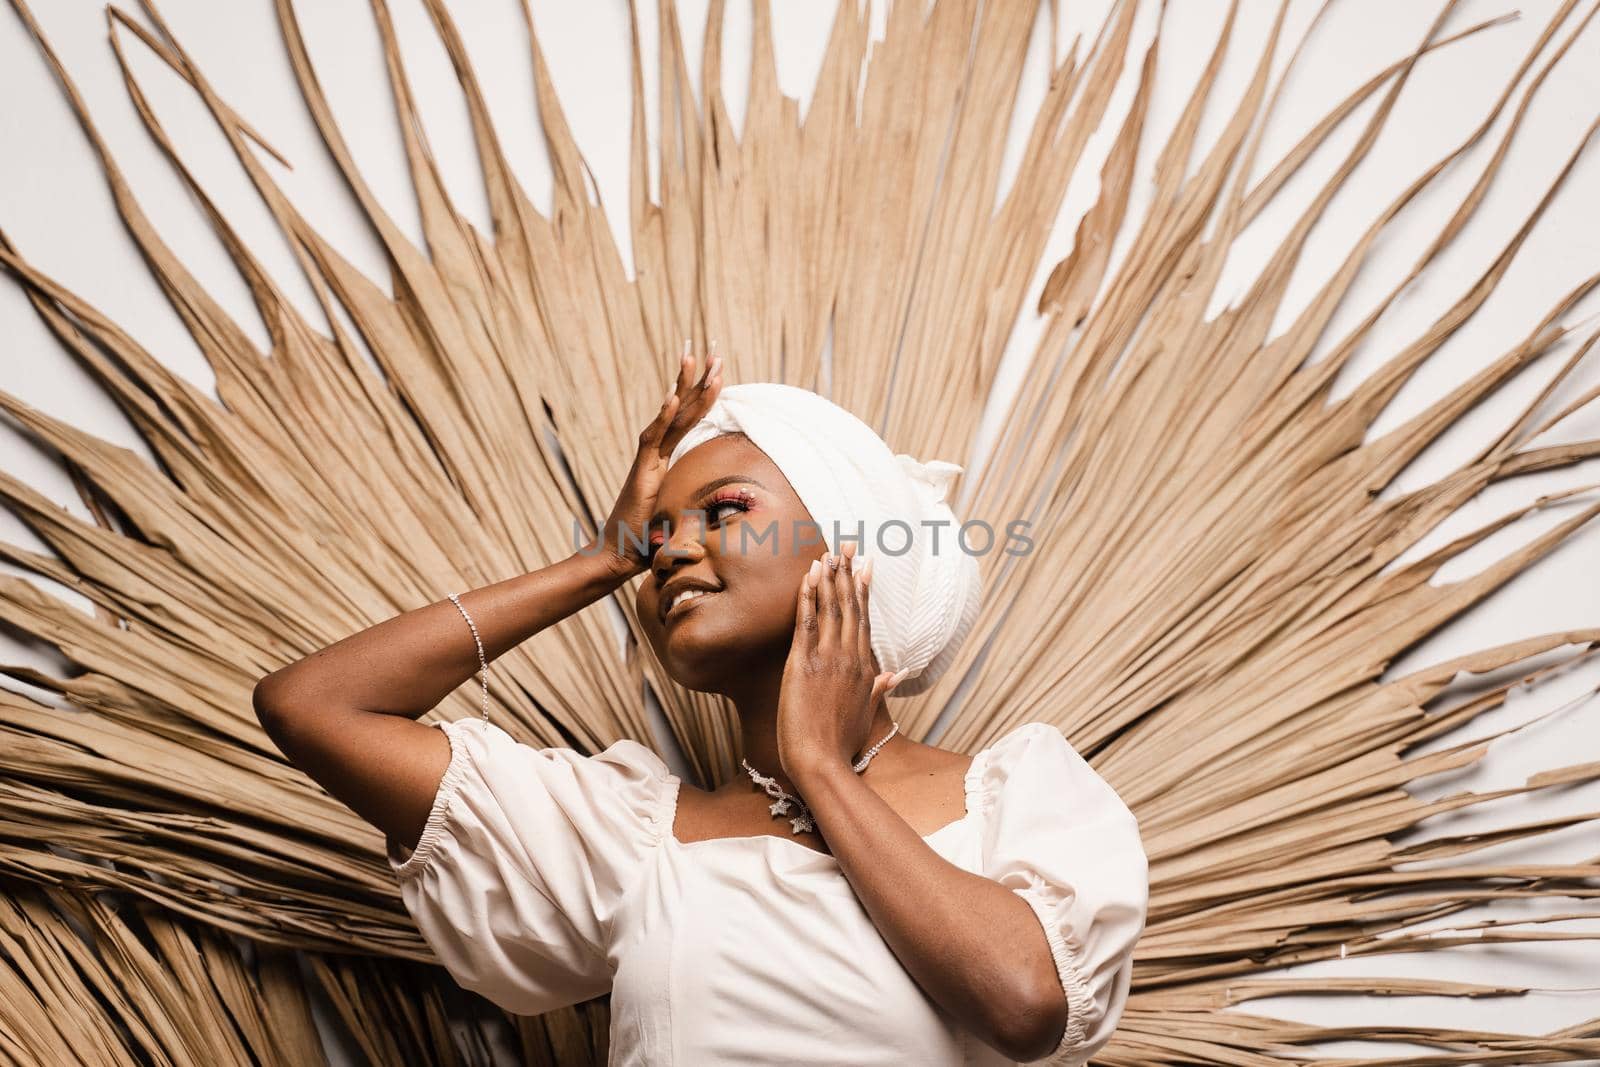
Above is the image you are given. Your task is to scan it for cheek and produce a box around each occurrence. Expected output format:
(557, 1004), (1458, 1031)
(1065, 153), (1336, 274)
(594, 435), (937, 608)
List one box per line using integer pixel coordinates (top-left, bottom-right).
(704, 547), (785, 604)
(716, 510), (823, 566)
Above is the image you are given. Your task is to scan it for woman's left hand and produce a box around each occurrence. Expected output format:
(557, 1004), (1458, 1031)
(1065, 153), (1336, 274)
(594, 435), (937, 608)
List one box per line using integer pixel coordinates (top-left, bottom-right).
(776, 541), (909, 781)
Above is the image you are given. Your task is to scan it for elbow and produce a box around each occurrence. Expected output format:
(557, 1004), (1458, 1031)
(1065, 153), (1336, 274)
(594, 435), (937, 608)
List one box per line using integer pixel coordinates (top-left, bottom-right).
(996, 985), (1070, 1064)
(251, 675), (277, 728)
(252, 673), (297, 740)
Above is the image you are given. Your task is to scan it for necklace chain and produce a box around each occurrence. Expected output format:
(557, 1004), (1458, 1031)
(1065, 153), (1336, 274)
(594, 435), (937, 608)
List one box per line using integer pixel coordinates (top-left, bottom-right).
(739, 722), (900, 834)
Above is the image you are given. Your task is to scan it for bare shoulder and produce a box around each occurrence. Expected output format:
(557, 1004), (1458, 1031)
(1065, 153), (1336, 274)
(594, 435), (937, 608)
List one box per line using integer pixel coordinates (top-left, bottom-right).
(872, 738), (976, 835)
(886, 736), (977, 779)
(670, 779), (729, 843)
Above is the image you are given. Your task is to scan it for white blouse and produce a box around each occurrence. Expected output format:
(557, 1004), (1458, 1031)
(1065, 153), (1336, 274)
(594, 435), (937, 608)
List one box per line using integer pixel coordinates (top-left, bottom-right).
(387, 718), (1148, 1065)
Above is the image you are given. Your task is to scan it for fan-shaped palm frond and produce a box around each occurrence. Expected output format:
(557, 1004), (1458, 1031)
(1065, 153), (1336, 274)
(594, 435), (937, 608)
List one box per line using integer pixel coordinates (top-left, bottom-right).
(2, 0), (1598, 1062)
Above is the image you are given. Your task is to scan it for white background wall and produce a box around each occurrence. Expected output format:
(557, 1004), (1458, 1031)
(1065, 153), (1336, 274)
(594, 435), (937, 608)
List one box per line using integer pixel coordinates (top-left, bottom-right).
(2, 1), (1597, 1061)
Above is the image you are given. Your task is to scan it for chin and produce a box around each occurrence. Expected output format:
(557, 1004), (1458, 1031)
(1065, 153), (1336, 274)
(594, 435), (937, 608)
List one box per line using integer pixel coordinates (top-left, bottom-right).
(657, 637), (737, 693)
(659, 667), (722, 695)
(653, 620), (773, 694)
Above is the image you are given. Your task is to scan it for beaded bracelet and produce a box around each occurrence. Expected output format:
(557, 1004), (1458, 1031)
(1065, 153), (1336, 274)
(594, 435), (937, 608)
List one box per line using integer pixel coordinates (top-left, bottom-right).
(445, 592), (491, 723)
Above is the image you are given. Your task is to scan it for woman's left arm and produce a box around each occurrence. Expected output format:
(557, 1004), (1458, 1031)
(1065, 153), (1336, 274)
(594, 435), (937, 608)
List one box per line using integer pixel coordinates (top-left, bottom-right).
(792, 761), (1068, 1062)
(776, 544), (1068, 1062)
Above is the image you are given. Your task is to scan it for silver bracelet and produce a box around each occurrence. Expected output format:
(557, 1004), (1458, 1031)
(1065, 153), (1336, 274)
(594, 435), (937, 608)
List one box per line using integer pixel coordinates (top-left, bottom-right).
(445, 592), (490, 723)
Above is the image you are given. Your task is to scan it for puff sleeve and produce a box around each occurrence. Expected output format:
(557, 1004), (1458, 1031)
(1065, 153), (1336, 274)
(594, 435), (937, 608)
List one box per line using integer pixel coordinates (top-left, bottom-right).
(975, 722), (1148, 1065)
(386, 717), (674, 1016)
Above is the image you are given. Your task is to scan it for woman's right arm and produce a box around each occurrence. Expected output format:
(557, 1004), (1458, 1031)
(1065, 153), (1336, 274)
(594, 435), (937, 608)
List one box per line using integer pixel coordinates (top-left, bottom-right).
(251, 550), (634, 852)
(253, 348), (722, 854)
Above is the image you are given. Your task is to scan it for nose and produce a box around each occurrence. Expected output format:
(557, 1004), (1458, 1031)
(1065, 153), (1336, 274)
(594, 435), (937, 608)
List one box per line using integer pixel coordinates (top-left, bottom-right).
(651, 511), (708, 584)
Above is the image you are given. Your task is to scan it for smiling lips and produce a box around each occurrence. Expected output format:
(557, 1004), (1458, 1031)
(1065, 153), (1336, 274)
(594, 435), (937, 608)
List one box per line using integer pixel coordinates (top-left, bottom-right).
(663, 587), (717, 623)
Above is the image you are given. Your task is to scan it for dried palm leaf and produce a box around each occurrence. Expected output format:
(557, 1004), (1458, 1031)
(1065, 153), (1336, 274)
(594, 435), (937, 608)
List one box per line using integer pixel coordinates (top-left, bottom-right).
(0, 883), (327, 1067)
(2, 0), (1598, 1063)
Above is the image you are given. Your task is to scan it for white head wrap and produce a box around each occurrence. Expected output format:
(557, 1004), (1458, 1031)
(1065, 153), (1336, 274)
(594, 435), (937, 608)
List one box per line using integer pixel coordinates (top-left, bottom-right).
(666, 382), (982, 696)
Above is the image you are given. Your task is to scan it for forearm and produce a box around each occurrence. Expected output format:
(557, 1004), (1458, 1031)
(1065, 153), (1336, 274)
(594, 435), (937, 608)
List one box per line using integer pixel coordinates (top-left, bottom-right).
(793, 762), (1067, 1061)
(256, 547), (630, 719)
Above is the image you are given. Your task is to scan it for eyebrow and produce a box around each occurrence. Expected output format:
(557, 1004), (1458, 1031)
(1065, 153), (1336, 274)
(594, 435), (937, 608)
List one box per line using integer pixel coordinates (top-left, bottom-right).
(649, 474), (770, 526)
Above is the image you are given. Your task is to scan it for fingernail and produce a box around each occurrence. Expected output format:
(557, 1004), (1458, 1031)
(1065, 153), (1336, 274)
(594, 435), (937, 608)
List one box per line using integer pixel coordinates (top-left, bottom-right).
(808, 559), (821, 582)
(858, 557), (872, 582)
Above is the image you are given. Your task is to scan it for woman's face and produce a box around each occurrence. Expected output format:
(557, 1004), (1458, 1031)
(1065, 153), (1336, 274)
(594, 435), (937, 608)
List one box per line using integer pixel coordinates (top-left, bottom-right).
(637, 434), (827, 692)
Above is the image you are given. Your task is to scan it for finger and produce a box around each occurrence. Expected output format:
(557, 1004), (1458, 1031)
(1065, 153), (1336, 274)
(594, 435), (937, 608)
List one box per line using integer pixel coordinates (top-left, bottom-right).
(639, 384), (680, 452)
(797, 557), (822, 643)
(690, 354), (721, 414)
(673, 340), (694, 393)
(661, 383), (682, 418)
(704, 338), (719, 385)
(866, 674), (891, 715)
(665, 344), (691, 405)
(835, 543), (857, 637)
(688, 350), (721, 412)
(817, 551), (840, 643)
(864, 675), (889, 726)
(662, 347), (721, 453)
(855, 552), (875, 664)
(652, 345), (695, 451)
(703, 340), (720, 383)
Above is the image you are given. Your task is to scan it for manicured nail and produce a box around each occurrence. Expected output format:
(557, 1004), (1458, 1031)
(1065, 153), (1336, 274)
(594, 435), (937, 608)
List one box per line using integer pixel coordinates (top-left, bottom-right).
(858, 557), (872, 583)
(807, 559), (821, 582)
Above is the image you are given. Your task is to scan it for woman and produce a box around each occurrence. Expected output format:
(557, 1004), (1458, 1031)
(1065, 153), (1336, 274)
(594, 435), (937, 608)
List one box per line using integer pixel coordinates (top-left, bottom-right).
(253, 351), (1148, 1065)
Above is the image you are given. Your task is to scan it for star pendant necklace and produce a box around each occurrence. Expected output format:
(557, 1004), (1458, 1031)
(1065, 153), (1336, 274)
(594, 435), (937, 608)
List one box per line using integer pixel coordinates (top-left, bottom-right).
(739, 721), (901, 834)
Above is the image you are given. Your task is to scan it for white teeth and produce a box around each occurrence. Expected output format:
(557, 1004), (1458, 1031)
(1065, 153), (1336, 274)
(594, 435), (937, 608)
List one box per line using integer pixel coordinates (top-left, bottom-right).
(667, 588), (713, 615)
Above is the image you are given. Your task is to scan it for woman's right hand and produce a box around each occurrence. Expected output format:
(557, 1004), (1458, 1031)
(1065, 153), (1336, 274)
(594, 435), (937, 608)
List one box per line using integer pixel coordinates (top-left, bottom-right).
(587, 348), (723, 579)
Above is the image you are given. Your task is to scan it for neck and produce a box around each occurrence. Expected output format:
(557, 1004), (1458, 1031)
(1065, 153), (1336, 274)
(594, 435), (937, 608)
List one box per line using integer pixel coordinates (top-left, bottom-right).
(724, 662), (900, 795)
